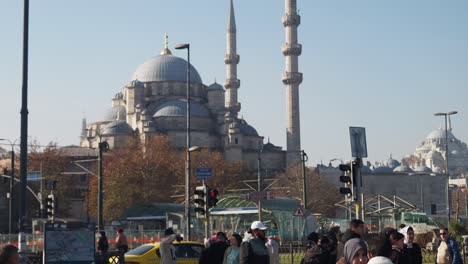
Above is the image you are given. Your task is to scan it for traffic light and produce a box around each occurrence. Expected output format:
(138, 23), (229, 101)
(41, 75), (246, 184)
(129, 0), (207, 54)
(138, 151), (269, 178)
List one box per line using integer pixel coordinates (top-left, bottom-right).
(208, 188), (219, 208)
(194, 186), (206, 218)
(46, 194), (55, 219)
(338, 164), (353, 196)
(2, 168), (8, 184)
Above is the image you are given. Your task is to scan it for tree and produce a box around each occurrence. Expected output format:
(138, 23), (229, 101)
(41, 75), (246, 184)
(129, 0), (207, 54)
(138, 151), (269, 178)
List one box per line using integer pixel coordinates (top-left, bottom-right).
(276, 165), (341, 217)
(28, 142), (72, 217)
(88, 136), (185, 220)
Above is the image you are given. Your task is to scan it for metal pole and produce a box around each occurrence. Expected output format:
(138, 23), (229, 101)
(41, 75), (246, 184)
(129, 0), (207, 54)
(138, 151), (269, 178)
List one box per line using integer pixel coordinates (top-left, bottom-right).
(185, 46), (192, 241)
(445, 115), (450, 222)
(257, 152), (262, 221)
(98, 142), (103, 230)
(203, 181), (210, 239)
(18, 0), (29, 252)
(9, 148), (14, 235)
(301, 151), (307, 209)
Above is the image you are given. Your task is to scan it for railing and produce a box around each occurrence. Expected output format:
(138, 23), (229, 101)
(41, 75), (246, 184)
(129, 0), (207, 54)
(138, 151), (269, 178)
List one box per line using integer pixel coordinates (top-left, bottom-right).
(279, 243), (307, 264)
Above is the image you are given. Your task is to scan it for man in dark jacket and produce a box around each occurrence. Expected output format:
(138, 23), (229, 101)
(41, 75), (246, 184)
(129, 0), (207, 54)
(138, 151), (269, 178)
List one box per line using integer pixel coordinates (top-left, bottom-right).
(199, 232), (229, 264)
(436, 227), (462, 264)
(240, 221), (269, 264)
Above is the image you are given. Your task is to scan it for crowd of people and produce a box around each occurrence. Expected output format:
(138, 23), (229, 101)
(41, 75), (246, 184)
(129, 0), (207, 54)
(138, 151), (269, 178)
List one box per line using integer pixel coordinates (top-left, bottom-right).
(301, 220), (462, 264)
(0, 219), (464, 264)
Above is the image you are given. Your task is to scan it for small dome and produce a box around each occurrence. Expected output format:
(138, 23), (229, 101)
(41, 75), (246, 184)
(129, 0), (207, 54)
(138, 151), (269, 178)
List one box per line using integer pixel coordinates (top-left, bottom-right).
(373, 166), (394, 173)
(393, 165), (413, 173)
(153, 99), (210, 118)
(433, 167), (443, 173)
(208, 82), (224, 91)
(413, 165), (433, 173)
(361, 166), (372, 174)
(104, 105), (126, 121)
(238, 120), (258, 136)
(384, 156), (400, 169)
(101, 121), (133, 135)
(132, 54), (202, 84)
(426, 129), (455, 140)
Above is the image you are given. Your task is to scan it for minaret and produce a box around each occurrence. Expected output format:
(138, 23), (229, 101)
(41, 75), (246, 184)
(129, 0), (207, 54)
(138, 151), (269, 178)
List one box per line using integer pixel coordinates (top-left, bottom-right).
(80, 117), (87, 139)
(282, 0), (303, 166)
(224, 0), (241, 117)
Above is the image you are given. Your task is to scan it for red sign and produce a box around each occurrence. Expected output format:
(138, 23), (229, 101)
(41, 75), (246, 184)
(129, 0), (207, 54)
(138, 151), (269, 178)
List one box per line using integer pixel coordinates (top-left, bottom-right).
(293, 207), (305, 217)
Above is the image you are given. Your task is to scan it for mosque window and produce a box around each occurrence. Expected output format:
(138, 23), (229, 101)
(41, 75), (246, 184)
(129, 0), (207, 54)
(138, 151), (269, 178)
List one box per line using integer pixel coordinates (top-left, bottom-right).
(235, 138), (238, 144)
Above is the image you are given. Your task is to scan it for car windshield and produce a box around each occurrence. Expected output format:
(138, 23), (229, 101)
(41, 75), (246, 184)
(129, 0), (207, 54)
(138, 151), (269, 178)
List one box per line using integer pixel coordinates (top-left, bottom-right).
(126, 245), (154, 255)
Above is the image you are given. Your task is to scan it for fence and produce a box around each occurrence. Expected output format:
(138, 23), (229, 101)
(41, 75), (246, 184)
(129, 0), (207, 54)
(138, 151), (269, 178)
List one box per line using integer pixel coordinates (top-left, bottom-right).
(279, 243), (307, 264)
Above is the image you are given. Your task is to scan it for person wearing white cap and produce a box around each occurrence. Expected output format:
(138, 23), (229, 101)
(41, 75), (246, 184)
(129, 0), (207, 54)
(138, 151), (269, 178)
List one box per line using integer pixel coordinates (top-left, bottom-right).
(240, 221), (270, 264)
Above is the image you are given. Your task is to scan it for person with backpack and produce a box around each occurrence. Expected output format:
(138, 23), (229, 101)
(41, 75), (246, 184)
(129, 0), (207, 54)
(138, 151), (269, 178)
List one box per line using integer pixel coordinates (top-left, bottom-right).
(240, 221), (270, 264)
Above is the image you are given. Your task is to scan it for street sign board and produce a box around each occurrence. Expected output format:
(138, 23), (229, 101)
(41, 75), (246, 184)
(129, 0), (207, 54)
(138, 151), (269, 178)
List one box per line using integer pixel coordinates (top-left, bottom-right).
(246, 191), (274, 201)
(196, 168), (212, 179)
(349, 127), (368, 158)
(293, 207), (305, 217)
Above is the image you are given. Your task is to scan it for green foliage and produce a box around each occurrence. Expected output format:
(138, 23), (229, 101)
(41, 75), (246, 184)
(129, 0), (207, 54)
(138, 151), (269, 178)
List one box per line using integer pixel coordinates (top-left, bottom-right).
(448, 220), (466, 244)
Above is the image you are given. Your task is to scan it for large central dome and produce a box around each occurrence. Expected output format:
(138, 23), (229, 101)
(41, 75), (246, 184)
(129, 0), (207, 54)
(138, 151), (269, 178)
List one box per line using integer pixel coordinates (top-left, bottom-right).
(132, 54), (203, 84)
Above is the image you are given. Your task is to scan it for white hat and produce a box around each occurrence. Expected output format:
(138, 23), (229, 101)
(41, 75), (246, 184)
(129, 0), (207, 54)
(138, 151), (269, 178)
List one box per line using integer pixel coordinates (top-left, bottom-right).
(368, 256), (393, 264)
(251, 221), (268, 230)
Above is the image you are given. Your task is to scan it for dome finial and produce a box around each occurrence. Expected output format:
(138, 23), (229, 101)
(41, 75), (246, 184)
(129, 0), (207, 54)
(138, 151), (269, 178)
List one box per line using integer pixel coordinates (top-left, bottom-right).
(160, 32), (172, 55)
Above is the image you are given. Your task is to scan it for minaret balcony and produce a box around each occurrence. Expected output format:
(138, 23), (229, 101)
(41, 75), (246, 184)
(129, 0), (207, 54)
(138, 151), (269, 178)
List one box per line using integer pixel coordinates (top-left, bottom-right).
(282, 72), (303, 85)
(224, 79), (240, 89)
(224, 54), (240, 64)
(282, 14), (301, 27)
(282, 43), (302, 56)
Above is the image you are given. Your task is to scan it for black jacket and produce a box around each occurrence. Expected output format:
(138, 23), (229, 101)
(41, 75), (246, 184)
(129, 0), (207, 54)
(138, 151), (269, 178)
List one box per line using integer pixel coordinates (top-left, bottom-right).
(199, 241), (229, 264)
(98, 236), (109, 253)
(404, 243), (422, 264)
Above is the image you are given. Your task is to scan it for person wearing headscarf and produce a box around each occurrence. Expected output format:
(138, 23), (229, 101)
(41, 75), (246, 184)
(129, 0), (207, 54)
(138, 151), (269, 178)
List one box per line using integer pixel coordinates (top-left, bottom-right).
(401, 227), (422, 264)
(337, 238), (368, 264)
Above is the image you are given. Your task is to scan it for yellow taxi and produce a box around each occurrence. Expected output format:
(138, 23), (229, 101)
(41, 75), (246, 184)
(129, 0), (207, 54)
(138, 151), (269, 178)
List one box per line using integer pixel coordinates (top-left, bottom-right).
(118, 241), (204, 264)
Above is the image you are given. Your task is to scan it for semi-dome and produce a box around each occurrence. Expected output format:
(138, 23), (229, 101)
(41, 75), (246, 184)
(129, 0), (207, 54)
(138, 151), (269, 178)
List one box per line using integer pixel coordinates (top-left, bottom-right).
(426, 129), (455, 140)
(153, 99), (210, 118)
(132, 54), (202, 84)
(101, 121), (134, 135)
(208, 82), (224, 90)
(104, 105), (126, 121)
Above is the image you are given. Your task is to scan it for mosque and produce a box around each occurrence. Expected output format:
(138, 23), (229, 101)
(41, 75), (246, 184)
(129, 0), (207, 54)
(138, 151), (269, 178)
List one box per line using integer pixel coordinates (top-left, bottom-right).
(80, 0), (304, 171)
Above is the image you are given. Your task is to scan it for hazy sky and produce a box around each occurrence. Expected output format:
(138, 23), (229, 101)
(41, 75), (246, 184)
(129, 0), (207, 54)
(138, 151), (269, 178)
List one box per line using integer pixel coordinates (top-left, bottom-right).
(1, 0), (467, 165)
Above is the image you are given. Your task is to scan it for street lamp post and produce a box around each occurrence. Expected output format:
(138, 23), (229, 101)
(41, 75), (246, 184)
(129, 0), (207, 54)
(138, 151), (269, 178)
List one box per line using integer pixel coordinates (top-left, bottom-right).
(434, 111), (458, 222)
(0, 138), (19, 236)
(301, 150), (309, 209)
(18, 0), (30, 252)
(175, 43), (192, 240)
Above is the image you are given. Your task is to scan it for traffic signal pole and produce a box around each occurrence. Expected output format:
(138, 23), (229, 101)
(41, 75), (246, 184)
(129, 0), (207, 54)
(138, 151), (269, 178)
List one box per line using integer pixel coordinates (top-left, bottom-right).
(203, 180), (210, 240)
(352, 158), (363, 220)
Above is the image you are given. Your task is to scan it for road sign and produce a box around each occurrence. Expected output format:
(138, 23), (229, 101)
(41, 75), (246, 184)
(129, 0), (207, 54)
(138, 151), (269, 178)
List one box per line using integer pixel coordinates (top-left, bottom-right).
(293, 207), (305, 217)
(196, 168), (212, 179)
(349, 127), (368, 158)
(246, 191), (274, 201)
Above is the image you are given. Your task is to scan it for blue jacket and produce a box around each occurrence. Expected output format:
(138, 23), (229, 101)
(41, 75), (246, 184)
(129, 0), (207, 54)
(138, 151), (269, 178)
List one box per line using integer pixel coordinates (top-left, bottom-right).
(437, 238), (462, 264)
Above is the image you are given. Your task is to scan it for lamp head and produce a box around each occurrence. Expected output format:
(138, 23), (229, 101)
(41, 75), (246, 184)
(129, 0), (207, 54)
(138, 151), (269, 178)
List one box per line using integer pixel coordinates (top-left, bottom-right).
(175, 43), (190, 50)
(434, 112), (445, 116)
(448, 111), (458, 115)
